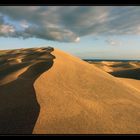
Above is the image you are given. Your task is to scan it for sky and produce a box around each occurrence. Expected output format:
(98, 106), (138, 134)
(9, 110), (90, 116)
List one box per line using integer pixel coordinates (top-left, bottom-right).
(0, 6), (140, 60)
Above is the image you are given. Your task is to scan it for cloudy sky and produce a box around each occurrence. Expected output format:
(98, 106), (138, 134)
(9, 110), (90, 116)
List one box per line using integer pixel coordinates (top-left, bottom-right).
(0, 6), (140, 59)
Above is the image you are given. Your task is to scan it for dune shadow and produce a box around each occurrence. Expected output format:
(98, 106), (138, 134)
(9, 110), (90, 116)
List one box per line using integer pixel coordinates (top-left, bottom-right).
(0, 47), (55, 134)
(109, 68), (140, 80)
(111, 63), (132, 68)
(0, 62), (31, 80)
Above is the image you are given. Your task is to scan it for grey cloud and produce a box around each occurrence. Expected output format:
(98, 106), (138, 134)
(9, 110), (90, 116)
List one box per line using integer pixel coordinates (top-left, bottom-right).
(9, 25), (78, 42)
(0, 6), (140, 42)
(23, 26), (78, 42)
(0, 14), (3, 24)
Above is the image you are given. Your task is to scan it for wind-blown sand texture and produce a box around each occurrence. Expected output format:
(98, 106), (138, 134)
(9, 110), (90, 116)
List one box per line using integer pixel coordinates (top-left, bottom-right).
(0, 48), (140, 134)
(33, 49), (140, 134)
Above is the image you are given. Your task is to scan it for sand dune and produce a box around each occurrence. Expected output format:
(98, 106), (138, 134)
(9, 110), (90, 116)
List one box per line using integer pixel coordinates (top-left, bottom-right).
(90, 60), (140, 98)
(33, 49), (140, 134)
(92, 61), (140, 73)
(0, 48), (140, 134)
(0, 47), (55, 134)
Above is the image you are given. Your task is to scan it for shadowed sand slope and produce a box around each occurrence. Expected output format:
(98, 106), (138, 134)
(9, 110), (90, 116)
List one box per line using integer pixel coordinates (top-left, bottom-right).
(0, 47), (55, 134)
(110, 68), (140, 80)
(33, 49), (140, 134)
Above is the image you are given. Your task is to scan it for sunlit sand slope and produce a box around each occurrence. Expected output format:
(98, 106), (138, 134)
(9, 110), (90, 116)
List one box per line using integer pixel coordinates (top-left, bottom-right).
(33, 49), (140, 134)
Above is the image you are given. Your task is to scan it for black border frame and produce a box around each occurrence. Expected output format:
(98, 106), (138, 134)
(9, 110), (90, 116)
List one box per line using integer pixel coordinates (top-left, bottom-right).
(0, 0), (140, 5)
(0, 0), (140, 137)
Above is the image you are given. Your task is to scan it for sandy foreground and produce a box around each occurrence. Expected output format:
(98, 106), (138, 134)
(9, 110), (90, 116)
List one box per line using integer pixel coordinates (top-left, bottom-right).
(0, 47), (140, 134)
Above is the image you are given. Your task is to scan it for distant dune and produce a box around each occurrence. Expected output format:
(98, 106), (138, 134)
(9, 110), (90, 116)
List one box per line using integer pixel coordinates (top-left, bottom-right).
(0, 48), (140, 134)
(91, 60), (140, 93)
(110, 68), (140, 80)
(91, 61), (140, 73)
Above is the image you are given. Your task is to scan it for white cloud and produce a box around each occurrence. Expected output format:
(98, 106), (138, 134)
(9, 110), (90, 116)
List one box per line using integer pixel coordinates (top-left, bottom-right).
(20, 20), (29, 29)
(106, 39), (122, 46)
(0, 24), (15, 34)
(75, 37), (80, 42)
